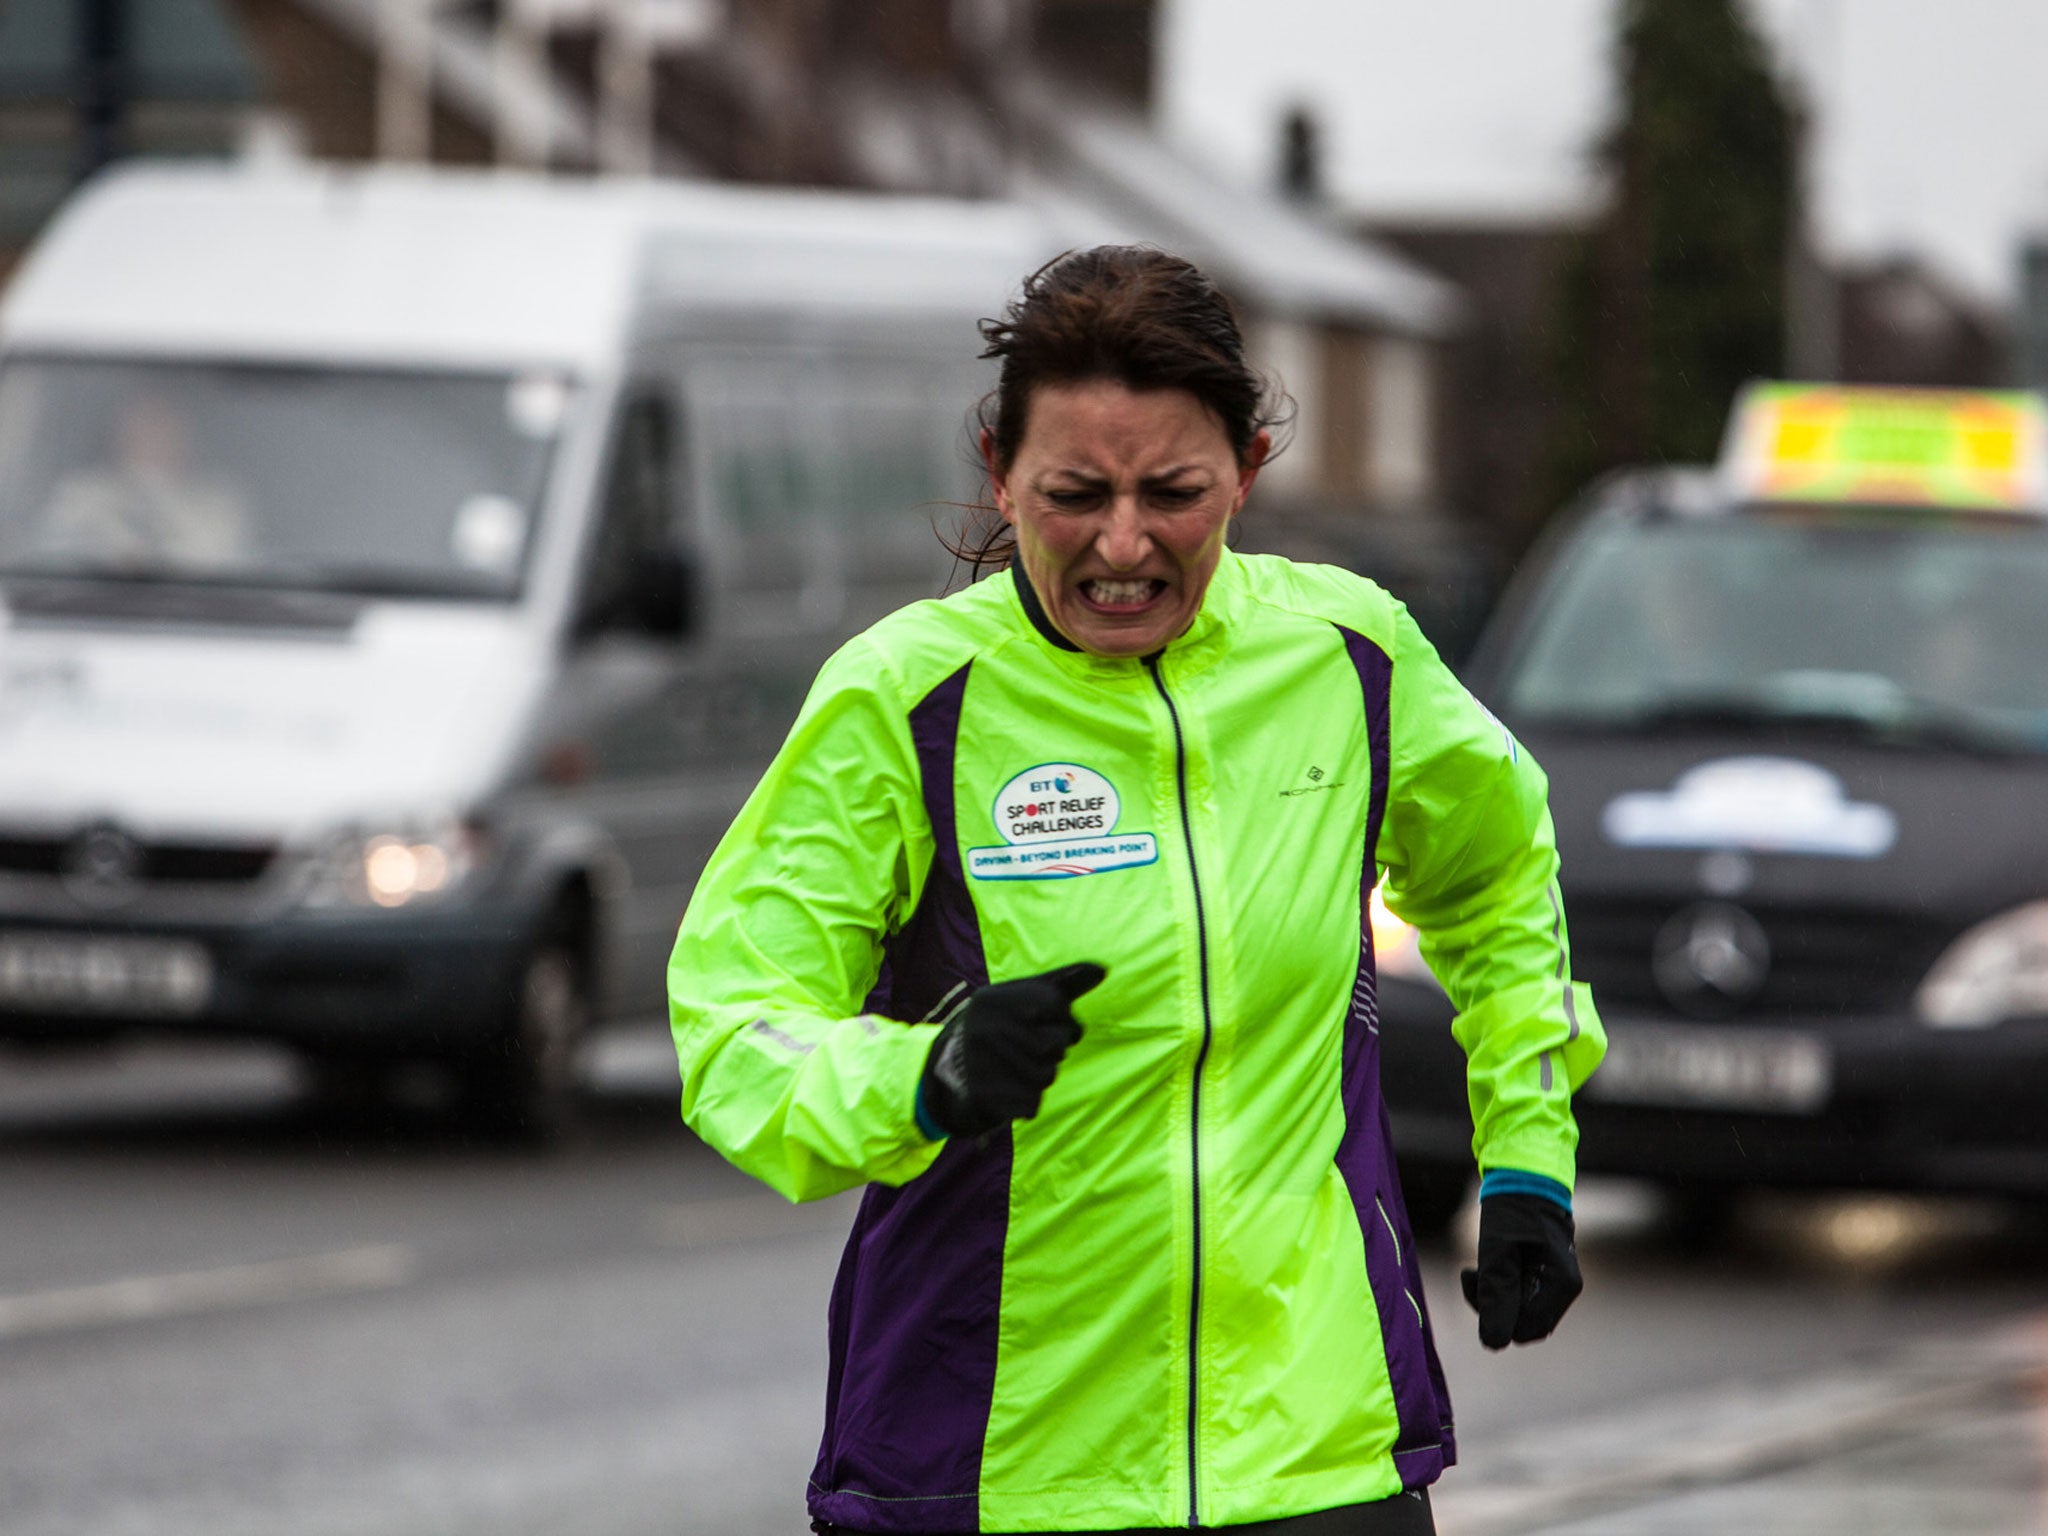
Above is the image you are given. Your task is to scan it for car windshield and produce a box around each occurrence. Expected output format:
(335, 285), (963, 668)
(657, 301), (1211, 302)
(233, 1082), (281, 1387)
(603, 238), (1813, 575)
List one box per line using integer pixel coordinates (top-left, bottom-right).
(0, 355), (575, 599)
(1498, 509), (2048, 754)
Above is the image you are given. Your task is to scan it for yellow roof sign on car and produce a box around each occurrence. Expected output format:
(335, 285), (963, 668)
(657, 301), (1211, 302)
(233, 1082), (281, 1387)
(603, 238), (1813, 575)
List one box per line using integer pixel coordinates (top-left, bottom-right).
(1720, 382), (2048, 514)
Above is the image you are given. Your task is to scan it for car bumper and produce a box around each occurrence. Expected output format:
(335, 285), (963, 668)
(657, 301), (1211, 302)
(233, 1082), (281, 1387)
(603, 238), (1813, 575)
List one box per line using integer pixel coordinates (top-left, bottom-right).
(1378, 977), (2048, 1196)
(1574, 1009), (2048, 1195)
(0, 909), (530, 1053)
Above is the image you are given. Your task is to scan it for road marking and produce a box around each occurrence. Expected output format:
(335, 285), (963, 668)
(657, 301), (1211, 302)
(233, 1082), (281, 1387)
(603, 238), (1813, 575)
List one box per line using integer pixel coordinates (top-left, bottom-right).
(0, 1243), (416, 1341)
(645, 1192), (856, 1251)
(1435, 1316), (2048, 1535)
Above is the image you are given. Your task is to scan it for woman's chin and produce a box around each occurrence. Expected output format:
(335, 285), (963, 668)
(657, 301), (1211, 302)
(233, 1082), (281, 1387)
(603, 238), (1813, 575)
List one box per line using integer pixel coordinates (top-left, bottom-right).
(1062, 606), (1178, 657)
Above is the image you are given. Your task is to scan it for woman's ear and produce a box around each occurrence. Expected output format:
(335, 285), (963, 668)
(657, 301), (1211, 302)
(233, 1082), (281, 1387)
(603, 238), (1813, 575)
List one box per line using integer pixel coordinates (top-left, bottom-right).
(982, 428), (1017, 525)
(1234, 430), (1271, 511)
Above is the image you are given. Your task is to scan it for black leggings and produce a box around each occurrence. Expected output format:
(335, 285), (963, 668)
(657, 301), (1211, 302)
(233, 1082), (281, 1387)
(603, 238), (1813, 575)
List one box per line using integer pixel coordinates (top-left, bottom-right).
(814, 1487), (1435, 1536)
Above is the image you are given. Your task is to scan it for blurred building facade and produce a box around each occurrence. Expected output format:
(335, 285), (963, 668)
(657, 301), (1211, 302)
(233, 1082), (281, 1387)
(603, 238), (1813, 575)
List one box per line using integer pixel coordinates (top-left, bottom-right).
(1832, 256), (2009, 390)
(0, 0), (263, 284)
(1364, 218), (1581, 560)
(1371, 212), (2018, 561)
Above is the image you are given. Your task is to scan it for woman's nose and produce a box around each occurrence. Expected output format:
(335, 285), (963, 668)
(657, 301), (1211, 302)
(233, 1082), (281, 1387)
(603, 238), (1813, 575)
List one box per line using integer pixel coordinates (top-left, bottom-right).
(1095, 496), (1152, 569)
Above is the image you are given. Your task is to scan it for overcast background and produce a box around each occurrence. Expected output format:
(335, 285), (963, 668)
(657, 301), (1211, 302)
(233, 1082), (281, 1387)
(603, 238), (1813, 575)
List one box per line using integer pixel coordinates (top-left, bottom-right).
(1160, 0), (2048, 306)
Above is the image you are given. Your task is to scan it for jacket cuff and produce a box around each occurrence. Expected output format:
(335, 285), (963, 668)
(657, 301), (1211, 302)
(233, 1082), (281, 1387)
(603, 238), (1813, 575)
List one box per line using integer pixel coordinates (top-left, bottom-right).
(1479, 1168), (1572, 1210)
(912, 1081), (948, 1142)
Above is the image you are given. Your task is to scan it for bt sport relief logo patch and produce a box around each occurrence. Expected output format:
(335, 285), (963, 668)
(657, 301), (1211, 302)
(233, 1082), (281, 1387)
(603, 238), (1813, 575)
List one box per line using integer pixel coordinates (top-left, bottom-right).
(967, 763), (1158, 881)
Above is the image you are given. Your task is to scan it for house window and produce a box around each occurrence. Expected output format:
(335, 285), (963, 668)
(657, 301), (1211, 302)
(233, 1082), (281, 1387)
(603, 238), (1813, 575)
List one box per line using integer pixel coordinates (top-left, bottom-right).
(1251, 319), (1319, 499)
(1368, 335), (1433, 506)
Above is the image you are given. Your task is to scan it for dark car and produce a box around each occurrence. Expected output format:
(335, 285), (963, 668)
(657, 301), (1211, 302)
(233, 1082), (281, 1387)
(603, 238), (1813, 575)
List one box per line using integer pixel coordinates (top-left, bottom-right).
(1383, 384), (2048, 1232)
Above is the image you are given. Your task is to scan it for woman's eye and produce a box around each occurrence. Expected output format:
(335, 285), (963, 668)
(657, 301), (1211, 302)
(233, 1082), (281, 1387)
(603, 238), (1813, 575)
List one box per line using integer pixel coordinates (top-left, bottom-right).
(1045, 489), (1097, 509)
(1152, 486), (1202, 508)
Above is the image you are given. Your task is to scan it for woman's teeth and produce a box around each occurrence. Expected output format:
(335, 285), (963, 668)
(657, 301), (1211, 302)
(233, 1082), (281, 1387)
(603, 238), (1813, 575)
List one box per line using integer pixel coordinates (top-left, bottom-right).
(1084, 578), (1156, 606)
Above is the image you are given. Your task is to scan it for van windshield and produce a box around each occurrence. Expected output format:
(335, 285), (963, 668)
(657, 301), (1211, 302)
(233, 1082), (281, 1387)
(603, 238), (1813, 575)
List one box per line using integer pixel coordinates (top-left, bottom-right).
(1499, 511), (2048, 754)
(0, 356), (574, 599)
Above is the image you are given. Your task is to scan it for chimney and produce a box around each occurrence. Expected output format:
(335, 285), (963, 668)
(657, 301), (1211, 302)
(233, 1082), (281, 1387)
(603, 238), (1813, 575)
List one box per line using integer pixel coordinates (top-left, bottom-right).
(1278, 102), (1321, 204)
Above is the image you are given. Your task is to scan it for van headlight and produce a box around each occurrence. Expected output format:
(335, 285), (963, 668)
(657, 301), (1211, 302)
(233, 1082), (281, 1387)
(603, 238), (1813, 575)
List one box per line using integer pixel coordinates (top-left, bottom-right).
(297, 819), (486, 910)
(1914, 901), (2048, 1028)
(1371, 883), (1437, 984)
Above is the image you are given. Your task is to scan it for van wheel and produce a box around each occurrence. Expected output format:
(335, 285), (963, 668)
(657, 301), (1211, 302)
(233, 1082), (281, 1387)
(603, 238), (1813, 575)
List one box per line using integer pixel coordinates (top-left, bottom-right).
(461, 939), (588, 1146)
(1395, 1156), (1474, 1241)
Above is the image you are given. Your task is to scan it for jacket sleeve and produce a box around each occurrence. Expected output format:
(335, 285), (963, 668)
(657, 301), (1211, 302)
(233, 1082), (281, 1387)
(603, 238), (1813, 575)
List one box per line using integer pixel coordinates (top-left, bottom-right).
(666, 637), (946, 1203)
(1373, 602), (1606, 1189)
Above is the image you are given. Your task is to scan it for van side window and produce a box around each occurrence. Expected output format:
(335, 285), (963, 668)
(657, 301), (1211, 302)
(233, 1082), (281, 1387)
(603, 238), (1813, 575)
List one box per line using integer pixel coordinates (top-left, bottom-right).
(579, 391), (678, 635)
(682, 345), (985, 636)
(683, 352), (832, 618)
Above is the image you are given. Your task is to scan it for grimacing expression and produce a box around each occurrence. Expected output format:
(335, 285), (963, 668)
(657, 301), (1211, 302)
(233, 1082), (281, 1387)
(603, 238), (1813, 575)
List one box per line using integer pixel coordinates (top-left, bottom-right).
(991, 380), (1267, 658)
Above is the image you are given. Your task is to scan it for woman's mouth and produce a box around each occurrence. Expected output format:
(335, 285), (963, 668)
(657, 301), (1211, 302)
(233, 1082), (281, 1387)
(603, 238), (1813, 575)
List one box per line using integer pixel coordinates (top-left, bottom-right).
(1079, 577), (1167, 612)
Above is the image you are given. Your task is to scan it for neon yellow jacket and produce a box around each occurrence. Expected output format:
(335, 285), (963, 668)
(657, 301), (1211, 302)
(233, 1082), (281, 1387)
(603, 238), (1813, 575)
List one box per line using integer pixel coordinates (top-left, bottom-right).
(669, 551), (1604, 1533)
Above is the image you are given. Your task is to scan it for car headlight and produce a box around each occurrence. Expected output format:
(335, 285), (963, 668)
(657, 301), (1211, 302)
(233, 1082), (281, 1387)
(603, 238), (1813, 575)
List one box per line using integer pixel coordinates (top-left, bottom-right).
(1370, 883), (1437, 984)
(297, 818), (486, 910)
(1914, 901), (2048, 1028)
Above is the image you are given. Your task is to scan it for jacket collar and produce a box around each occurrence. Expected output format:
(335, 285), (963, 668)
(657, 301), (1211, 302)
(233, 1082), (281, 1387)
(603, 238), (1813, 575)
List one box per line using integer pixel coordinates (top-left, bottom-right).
(1008, 554), (1082, 652)
(1006, 550), (1241, 671)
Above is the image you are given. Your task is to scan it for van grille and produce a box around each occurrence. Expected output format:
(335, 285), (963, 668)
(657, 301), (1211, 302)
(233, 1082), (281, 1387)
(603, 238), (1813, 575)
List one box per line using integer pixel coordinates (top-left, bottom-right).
(0, 831), (276, 886)
(0, 837), (65, 877)
(1566, 896), (1948, 1017)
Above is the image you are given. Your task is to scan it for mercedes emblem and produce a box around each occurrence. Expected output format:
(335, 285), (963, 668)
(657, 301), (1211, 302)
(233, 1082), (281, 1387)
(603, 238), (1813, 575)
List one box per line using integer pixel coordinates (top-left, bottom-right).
(61, 823), (147, 909)
(1652, 901), (1771, 1016)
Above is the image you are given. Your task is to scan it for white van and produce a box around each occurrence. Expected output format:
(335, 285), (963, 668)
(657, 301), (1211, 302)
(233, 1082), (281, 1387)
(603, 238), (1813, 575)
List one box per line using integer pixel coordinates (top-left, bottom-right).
(0, 162), (1053, 1135)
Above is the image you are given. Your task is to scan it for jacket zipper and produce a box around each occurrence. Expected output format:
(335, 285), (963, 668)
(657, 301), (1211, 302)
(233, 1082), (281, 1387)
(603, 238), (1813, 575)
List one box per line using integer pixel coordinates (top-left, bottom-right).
(1146, 652), (1211, 1530)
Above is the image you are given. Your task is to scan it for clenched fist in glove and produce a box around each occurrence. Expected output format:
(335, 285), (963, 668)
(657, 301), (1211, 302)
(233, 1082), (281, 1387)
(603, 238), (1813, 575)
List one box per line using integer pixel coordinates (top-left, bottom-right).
(1460, 1192), (1583, 1350)
(916, 963), (1107, 1139)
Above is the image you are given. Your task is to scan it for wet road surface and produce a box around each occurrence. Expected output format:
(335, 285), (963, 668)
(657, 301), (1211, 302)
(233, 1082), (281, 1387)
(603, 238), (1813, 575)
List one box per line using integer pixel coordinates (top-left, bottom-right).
(2, 1026), (2043, 1535)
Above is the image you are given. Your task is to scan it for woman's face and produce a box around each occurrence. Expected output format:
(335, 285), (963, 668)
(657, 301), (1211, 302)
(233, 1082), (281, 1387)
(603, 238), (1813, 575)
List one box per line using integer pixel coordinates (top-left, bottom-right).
(991, 380), (1266, 658)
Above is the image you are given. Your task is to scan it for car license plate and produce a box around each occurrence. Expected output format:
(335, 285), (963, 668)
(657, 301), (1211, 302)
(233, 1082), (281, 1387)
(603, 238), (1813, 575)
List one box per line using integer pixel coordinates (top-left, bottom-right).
(1585, 1020), (1831, 1115)
(0, 932), (213, 1017)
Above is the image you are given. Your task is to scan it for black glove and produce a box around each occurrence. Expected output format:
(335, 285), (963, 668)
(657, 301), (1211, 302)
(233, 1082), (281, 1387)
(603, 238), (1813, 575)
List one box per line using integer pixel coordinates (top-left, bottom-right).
(1459, 1193), (1582, 1350)
(917, 963), (1106, 1138)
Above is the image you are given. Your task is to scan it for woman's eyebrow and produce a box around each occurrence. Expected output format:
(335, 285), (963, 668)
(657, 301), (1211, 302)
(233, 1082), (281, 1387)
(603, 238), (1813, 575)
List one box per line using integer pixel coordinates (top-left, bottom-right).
(1037, 464), (1211, 486)
(1037, 467), (1109, 486)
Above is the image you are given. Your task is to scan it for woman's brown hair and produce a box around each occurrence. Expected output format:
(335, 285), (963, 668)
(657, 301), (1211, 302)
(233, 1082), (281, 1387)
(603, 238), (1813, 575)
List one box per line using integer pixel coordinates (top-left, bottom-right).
(948, 245), (1291, 575)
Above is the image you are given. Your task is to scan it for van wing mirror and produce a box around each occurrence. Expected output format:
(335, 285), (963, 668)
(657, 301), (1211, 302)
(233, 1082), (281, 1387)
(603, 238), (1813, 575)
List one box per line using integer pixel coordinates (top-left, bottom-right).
(630, 544), (694, 639)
